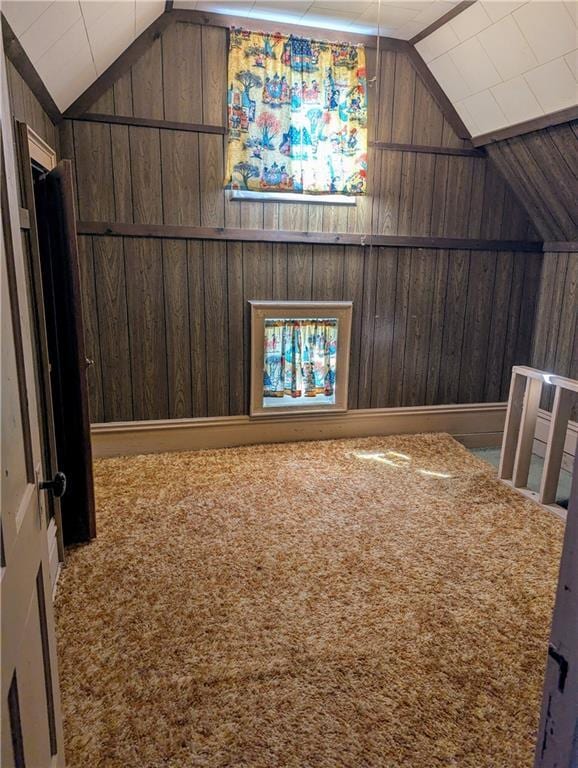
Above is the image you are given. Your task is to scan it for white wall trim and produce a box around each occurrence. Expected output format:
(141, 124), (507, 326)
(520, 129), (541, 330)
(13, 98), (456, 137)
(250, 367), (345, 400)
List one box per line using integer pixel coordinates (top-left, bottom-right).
(91, 402), (506, 458)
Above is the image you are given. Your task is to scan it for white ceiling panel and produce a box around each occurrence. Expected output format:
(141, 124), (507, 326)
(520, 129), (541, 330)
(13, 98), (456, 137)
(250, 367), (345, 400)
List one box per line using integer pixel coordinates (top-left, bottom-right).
(2, 1), (53, 37)
(415, 0), (578, 137)
(174, 0), (463, 38)
(3, 0), (165, 110)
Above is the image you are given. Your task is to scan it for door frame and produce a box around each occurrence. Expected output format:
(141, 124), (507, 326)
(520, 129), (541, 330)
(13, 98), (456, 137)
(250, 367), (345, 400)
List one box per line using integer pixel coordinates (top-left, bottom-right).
(15, 121), (63, 589)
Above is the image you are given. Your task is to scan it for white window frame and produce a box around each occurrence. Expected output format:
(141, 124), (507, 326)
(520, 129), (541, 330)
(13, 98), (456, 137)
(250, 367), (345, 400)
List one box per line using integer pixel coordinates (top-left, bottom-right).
(230, 190), (357, 205)
(249, 300), (353, 418)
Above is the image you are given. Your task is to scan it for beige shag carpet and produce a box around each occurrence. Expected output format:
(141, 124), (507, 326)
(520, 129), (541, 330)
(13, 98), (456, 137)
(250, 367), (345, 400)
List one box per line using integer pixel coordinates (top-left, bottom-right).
(55, 434), (564, 768)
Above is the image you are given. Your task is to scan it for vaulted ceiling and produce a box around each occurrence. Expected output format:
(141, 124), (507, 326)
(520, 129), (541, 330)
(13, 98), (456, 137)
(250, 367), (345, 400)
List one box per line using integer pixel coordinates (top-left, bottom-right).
(415, 1), (577, 137)
(2, 0), (577, 136)
(2, 0), (165, 110)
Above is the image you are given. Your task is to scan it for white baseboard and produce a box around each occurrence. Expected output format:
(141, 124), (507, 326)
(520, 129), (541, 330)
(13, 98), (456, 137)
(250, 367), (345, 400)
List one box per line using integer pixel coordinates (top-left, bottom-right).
(91, 402), (506, 458)
(534, 408), (577, 473)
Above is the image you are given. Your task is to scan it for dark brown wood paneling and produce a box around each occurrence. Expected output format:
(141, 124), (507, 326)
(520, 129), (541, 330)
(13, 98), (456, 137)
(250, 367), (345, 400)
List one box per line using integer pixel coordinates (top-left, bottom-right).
(62, 20), (535, 242)
(342, 245), (364, 409)
(204, 240), (229, 415)
(532, 252), (578, 416)
(162, 22), (203, 123)
(370, 248), (397, 408)
(77, 236), (104, 423)
(458, 250), (497, 403)
(437, 250), (470, 404)
(73, 121), (115, 221)
(111, 124), (133, 223)
(227, 242), (245, 414)
(80, 237), (543, 422)
(130, 126), (163, 224)
(187, 240), (208, 417)
(93, 236), (133, 421)
(160, 130), (200, 226)
(124, 237), (168, 419)
(487, 123), (578, 241)
(163, 239), (192, 418)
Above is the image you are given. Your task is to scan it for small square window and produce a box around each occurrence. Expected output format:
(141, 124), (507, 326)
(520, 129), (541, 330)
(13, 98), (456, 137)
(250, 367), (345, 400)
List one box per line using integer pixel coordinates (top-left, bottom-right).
(250, 301), (353, 417)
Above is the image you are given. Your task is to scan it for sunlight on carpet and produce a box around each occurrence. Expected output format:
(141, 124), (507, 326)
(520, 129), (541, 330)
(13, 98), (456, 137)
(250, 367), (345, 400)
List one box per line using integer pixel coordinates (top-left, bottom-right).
(55, 433), (563, 768)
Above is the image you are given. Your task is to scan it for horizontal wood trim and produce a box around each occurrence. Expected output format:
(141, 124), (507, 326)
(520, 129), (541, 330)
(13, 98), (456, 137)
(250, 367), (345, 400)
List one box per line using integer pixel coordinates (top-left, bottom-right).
(169, 8), (408, 51)
(371, 141), (484, 157)
(473, 106), (578, 146)
(1, 14), (61, 123)
(410, 0), (475, 45)
(543, 242), (578, 253)
(76, 222), (543, 251)
(405, 45), (471, 140)
(75, 113), (226, 134)
(91, 402), (507, 458)
(71, 117), (481, 154)
(19, 207), (30, 230)
(64, 11), (176, 118)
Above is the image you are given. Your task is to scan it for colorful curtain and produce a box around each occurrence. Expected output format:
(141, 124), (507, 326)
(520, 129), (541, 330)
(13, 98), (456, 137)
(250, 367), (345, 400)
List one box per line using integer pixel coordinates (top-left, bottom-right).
(225, 29), (367, 195)
(264, 319), (338, 398)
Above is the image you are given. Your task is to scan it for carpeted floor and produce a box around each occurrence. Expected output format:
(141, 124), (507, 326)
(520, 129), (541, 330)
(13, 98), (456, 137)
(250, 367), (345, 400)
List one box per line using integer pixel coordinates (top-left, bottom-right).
(55, 434), (564, 768)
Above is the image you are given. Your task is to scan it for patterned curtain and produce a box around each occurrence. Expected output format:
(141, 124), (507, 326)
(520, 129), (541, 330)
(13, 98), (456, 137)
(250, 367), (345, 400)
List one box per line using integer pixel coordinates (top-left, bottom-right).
(264, 320), (338, 398)
(225, 29), (367, 195)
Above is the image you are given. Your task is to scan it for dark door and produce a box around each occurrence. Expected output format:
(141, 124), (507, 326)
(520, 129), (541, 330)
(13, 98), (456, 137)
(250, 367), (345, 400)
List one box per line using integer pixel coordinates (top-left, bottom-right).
(34, 160), (96, 545)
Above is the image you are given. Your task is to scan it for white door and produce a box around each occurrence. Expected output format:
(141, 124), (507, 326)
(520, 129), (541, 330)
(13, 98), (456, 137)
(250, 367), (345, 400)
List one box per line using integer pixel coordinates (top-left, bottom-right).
(1, 30), (65, 768)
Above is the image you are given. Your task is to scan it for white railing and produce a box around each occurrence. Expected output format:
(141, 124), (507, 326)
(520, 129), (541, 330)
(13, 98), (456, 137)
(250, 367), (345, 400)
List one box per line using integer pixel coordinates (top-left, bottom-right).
(499, 366), (577, 515)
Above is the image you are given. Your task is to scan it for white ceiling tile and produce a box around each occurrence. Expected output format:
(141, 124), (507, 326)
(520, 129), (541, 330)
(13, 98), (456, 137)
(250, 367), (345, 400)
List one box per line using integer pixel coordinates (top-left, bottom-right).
(314, 0), (373, 12)
(50, 61), (98, 110)
(394, 19), (430, 40)
(80, 1), (115, 29)
(357, 5), (420, 27)
(194, 1), (253, 12)
(449, 2), (492, 42)
(563, 1), (577, 26)
(428, 52), (472, 100)
(461, 89), (507, 132)
(491, 74), (543, 123)
(478, 14), (537, 80)
(415, 37), (437, 64)
(454, 97), (481, 134)
(449, 37), (502, 92)
(524, 56), (578, 113)
(35, 17), (92, 84)
(249, 1), (310, 22)
(513, 2), (577, 64)
(135, 0), (165, 36)
(564, 49), (578, 78)
(87, 0), (135, 73)
(36, 19), (96, 89)
(421, 20), (460, 60)
(2, 1), (54, 37)
(20, 0), (82, 64)
(480, 0), (526, 25)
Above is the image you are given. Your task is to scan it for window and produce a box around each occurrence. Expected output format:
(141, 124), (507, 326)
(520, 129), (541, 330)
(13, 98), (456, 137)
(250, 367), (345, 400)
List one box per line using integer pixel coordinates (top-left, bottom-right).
(225, 29), (368, 197)
(250, 301), (352, 417)
(229, 190), (357, 205)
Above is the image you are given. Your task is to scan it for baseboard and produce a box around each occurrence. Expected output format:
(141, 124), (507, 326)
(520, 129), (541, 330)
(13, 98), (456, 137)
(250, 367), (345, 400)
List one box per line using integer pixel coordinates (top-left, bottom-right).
(91, 402), (506, 458)
(534, 408), (577, 473)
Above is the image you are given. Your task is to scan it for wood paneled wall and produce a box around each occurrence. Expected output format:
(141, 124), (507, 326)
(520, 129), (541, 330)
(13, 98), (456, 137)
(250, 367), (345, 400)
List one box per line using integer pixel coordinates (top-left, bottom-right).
(60, 17), (546, 423)
(5, 56), (57, 151)
(532, 251), (578, 417)
(78, 234), (542, 422)
(487, 121), (577, 241)
(59, 20), (536, 241)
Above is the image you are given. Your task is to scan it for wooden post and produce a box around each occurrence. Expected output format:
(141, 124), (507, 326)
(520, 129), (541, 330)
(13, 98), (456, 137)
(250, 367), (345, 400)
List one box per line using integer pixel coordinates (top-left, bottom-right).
(498, 370), (527, 480)
(512, 376), (542, 488)
(539, 387), (575, 504)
